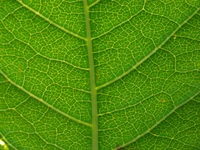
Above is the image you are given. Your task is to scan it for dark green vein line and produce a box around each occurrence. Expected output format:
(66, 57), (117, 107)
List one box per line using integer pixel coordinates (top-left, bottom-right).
(96, 8), (200, 91)
(83, 0), (98, 150)
(0, 70), (92, 128)
(16, 0), (86, 41)
(112, 91), (200, 150)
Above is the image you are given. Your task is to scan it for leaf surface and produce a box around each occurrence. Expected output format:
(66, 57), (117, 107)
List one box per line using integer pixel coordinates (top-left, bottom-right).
(0, 0), (200, 150)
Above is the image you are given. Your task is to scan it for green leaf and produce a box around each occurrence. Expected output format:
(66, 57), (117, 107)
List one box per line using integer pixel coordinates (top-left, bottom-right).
(0, 0), (200, 149)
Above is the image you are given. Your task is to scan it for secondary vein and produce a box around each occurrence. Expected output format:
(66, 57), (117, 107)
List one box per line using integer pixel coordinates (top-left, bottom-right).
(96, 7), (200, 91)
(113, 90), (200, 150)
(88, 0), (100, 9)
(16, 0), (86, 41)
(0, 70), (92, 128)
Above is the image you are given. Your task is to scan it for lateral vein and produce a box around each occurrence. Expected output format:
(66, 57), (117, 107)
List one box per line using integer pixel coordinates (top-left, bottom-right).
(0, 24), (89, 71)
(112, 90), (200, 150)
(0, 70), (92, 127)
(16, 0), (87, 41)
(88, 0), (100, 9)
(96, 8), (200, 91)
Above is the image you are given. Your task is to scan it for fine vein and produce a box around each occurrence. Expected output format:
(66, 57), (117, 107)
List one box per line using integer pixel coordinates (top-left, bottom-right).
(16, 0), (86, 41)
(1, 24), (89, 71)
(14, 110), (66, 150)
(92, 9), (143, 40)
(113, 91), (200, 150)
(0, 70), (92, 128)
(96, 8), (200, 91)
(83, 0), (98, 150)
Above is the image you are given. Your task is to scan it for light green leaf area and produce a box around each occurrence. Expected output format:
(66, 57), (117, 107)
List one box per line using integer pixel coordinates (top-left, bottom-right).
(0, 0), (200, 149)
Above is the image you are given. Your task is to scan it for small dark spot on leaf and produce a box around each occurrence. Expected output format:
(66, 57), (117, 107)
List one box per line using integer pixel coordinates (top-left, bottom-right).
(161, 99), (165, 103)
(173, 35), (176, 39)
(116, 145), (122, 150)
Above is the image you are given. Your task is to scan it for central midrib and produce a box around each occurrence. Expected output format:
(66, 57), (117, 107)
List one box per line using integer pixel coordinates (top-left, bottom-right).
(83, 0), (98, 150)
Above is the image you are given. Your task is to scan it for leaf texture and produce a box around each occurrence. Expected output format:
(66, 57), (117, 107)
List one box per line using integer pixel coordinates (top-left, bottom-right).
(0, 0), (200, 150)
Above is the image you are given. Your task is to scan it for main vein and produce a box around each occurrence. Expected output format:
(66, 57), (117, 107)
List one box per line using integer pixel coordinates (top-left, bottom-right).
(83, 0), (98, 150)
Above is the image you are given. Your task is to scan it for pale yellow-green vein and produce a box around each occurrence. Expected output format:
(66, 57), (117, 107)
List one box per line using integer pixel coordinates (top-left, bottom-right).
(96, 8), (200, 91)
(16, 0), (87, 41)
(0, 70), (92, 128)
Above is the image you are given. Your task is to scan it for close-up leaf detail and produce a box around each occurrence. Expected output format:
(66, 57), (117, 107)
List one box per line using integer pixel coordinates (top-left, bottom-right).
(0, 0), (200, 150)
